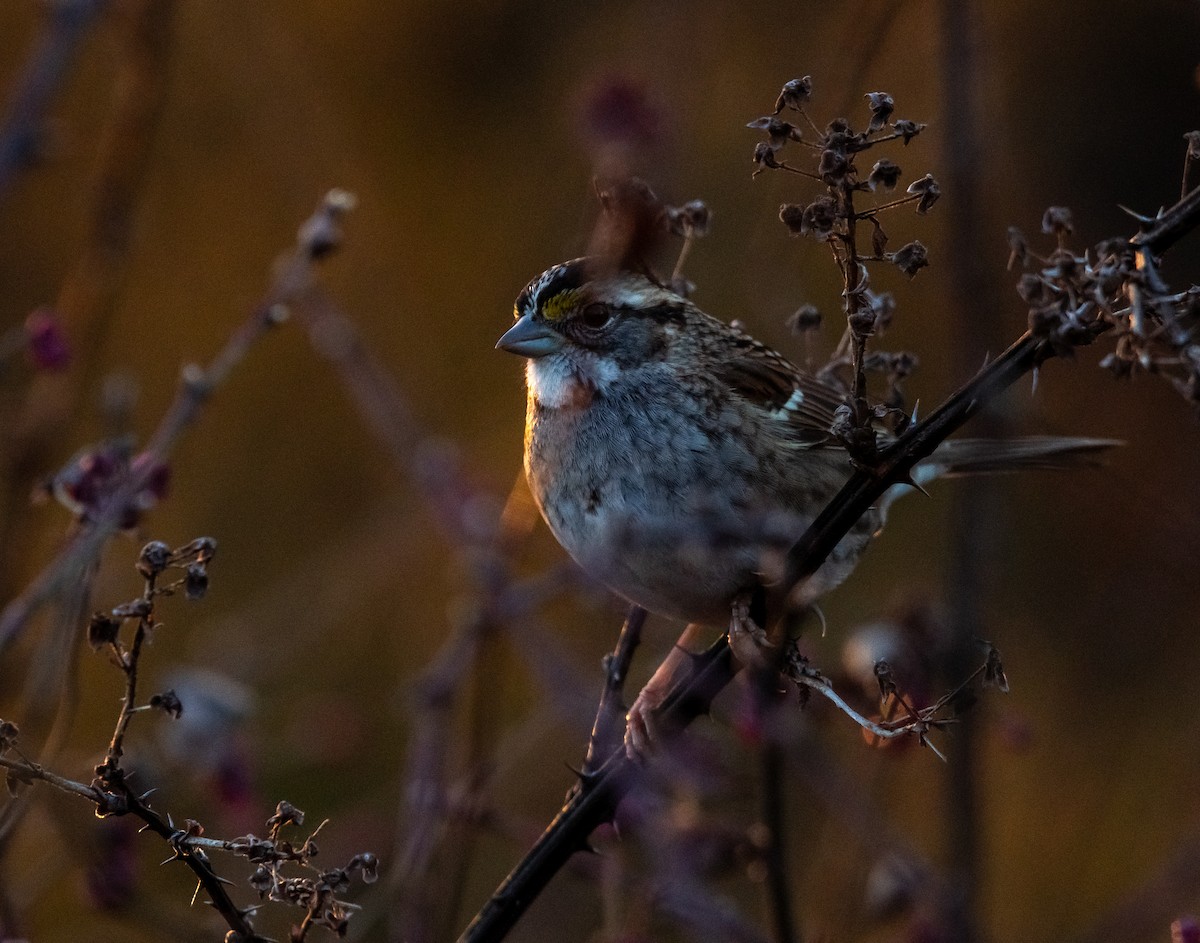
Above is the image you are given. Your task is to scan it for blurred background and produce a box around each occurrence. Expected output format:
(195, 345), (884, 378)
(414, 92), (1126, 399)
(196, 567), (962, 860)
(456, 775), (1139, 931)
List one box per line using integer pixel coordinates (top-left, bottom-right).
(1, 1), (1199, 941)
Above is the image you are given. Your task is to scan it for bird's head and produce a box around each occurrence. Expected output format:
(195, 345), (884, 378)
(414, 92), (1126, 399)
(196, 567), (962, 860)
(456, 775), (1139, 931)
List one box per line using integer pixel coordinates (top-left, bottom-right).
(497, 259), (690, 406)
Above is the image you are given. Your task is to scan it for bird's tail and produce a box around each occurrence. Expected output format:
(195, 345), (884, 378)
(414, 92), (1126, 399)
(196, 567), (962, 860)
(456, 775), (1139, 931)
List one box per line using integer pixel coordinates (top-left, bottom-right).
(876, 436), (1119, 520)
(916, 436), (1119, 483)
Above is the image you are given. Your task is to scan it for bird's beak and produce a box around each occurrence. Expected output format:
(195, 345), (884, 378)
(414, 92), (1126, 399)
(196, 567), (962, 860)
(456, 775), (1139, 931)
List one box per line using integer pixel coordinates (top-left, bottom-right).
(496, 314), (564, 358)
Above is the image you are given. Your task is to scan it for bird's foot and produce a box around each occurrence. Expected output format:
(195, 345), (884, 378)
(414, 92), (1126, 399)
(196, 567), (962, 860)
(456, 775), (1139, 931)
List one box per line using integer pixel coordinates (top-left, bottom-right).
(727, 593), (773, 668)
(624, 623), (705, 761)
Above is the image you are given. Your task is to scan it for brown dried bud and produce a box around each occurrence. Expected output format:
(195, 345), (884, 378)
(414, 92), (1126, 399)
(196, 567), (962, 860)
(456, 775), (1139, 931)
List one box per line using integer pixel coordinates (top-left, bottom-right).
(868, 158), (901, 192)
(1016, 273), (1052, 306)
(663, 199), (711, 237)
(848, 304), (876, 338)
(249, 865), (273, 896)
(779, 203), (806, 234)
(891, 240), (929, 278)
(891, 119), (925, 144)
(906, 174), (941, 214)
(267, 800), (305, 833)
(137, 540), (171, 579)
(190, 536), (218, 563)
(149, 689), (184, 719)
(746, 116), (803, 151)
(800, 196), (838, 239)
(983, 646), (1010, 693)
(1041, 206), (1074, 237)
(774, 76), (813, 113)
(348, 852), (379, 884)
(818, 147), (850, 184)
(88, 612), (122, 650)
(870, 292), (897, 333)
(865, 92), (894, 133)
(874, 659), (898, 699)
(752, 141), (780, 171)
(0, 720), (18, 753)
(184, 563), (209, 600)
(112, 598), (152, 620)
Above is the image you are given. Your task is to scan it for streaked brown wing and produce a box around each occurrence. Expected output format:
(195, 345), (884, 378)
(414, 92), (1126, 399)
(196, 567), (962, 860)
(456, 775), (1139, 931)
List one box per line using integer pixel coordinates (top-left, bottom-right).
(710, 326), (845, 443)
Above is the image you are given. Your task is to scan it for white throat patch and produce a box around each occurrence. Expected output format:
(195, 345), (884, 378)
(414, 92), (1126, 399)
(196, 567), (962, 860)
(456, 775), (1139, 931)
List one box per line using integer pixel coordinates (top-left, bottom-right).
(527, 352), (619, 409)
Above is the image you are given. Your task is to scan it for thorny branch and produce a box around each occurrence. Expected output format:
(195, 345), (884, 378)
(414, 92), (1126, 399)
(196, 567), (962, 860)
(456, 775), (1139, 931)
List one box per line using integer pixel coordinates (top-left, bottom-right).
(460, 81), (1200, 941)
(581, 605), (646, 777)
(2, 538), (377, 943)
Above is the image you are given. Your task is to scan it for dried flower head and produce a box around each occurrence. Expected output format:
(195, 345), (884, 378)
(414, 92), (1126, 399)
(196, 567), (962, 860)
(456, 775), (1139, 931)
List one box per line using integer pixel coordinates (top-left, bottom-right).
(774, 76), (813, 113)
(865, 92), (894, 133)
(906, 174), (941, 214)
(868, 158), (901, 192)
(746, 115), (803, 151)
(1041, 206), (1074, 237)
(88, 612), (122, 650)
(150, 689), (184, 719)
(891, 119), (925, 144)
(891, 240), (930, 278)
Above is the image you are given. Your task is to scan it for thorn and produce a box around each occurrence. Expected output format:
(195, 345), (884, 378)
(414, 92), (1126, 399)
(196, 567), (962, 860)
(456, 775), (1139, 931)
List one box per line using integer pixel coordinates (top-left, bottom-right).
(900, 472), (931, 497)
(578, 841), (600, 855)
(564, 763), (600, 788)
(138, 788), (157, 802)
(1031, 366), (1039, 395)
(1117, 203), (1155, 224)
(909, 400), (919, 425)
(921, 734), (948, 763)
(811, 604), (828, 638)
(981, 350), (991, 368)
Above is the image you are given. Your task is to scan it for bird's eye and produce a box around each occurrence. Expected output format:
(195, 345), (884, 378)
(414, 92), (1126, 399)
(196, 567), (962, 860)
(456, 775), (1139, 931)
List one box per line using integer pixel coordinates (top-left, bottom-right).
(580, 303), (611, 329)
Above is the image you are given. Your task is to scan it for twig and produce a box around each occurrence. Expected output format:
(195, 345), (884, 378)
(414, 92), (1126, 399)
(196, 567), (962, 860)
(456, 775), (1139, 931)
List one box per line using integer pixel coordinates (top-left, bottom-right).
(0, 0), (174, 634)
(0, 190), (354, 657)
(581, 605), (646, 776)
(0, 753), (262, 939)
(938, 1), (996, 937)
(98, 576), (157, 776)
(759, 742), (797, 943)
(0, 0), (109, 205)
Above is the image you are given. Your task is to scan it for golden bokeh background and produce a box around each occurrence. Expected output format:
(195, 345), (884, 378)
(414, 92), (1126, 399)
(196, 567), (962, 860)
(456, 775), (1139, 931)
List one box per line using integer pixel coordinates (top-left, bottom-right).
(1, 1), (1200, 941)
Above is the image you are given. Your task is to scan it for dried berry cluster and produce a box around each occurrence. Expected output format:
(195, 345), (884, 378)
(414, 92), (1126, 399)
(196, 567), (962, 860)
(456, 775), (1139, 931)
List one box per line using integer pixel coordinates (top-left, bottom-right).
(230, 801), (379, 942)
(87, 537), (216, 654)
(1009, 199), (1200, 403)
(749, 75), (937, 457)
(0, 538), (380, 942)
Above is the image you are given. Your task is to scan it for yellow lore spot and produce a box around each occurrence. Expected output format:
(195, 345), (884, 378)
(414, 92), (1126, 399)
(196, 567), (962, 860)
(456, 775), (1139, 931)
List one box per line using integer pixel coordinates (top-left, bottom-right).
(540, 289), (580, 323)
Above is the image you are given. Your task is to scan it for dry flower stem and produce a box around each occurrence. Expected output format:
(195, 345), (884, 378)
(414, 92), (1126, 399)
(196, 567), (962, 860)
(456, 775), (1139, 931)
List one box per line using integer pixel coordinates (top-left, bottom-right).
(0, 194), (347, 657)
